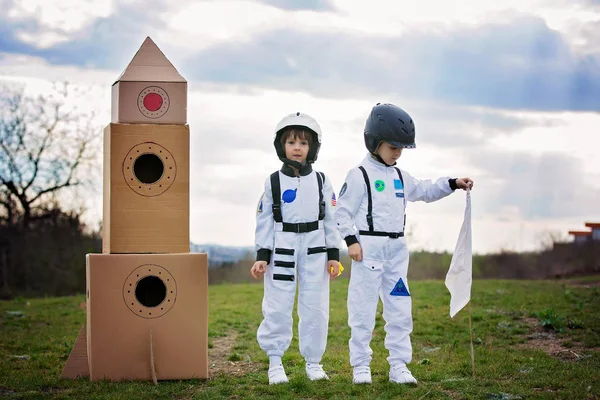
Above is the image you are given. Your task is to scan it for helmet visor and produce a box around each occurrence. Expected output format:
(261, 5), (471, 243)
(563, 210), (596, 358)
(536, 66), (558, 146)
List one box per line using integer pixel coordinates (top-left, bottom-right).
(387, 140), (416, 149)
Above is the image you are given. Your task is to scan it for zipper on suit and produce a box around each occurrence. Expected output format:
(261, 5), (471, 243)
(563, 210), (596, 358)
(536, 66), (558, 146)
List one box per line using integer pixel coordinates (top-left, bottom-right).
(297, 176), (302, 221)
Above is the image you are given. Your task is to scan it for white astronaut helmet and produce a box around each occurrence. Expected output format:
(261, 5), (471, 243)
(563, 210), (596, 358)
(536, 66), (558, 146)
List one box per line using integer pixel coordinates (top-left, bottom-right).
(273, 112), (323, 164)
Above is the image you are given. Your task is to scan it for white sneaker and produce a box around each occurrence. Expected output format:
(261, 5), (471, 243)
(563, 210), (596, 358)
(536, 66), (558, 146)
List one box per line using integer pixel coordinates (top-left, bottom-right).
(305, 363), (329, 381)
(352, 366), (372, 384)
(389, 364), (417, 384)
(268, 365), (288, 385)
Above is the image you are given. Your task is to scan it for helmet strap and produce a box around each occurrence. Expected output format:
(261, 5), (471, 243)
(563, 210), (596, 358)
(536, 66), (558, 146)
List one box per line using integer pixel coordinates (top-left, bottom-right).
(280, 157), (314, 169)
(280, 158), (313, 176)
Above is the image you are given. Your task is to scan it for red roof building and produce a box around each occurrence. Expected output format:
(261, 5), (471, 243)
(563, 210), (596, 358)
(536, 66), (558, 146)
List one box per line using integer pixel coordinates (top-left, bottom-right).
(584, 222), (600, 240)
(568, 230), (592, 243)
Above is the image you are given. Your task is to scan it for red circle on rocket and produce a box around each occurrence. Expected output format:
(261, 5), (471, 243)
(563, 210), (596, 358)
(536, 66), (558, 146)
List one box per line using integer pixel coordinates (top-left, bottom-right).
(143, 93), (163, 111)
(137, 86), (170, 119)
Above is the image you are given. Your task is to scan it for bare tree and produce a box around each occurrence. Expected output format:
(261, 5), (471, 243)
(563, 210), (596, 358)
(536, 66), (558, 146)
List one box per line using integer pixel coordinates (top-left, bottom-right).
(0, 81), (99, 227)
(537, 229), (570, 251)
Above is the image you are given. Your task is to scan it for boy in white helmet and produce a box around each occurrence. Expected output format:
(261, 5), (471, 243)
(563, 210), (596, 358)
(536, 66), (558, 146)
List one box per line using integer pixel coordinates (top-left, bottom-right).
(335, 103), (474, 385)
(251, 112), (341, 385)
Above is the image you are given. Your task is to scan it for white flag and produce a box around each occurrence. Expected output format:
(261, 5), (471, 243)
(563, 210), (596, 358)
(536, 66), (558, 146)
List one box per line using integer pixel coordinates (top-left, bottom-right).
(445, 190), (472, 318)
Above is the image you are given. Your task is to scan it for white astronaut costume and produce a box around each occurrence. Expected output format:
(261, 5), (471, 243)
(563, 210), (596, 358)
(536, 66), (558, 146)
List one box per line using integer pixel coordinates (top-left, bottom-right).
(336, 154), (454, 368)
(254, 112), (340, 380)
(335, 103), (460, 384)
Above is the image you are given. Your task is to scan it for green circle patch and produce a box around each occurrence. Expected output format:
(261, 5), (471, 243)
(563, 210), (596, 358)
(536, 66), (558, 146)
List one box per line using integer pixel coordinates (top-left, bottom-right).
(374, 180), (385, 192)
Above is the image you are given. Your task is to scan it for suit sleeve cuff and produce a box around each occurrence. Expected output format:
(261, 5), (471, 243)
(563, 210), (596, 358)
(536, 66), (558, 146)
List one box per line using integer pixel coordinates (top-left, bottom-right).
(327, 248), (340, 261)
(344, 235), (359, 247)
(256, 248), (272, 262)
(448, 178), (458, 191)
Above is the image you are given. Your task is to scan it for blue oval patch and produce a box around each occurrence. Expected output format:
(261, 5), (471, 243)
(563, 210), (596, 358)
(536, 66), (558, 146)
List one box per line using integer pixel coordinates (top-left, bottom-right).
(339, 182), (348, 197)
(282, 188), (297, 203)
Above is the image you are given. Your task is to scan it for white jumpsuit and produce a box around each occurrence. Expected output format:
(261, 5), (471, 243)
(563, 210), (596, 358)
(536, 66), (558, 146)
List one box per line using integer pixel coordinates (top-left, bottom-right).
(335, 155), (455, 367)
(255, 164), (340, 364)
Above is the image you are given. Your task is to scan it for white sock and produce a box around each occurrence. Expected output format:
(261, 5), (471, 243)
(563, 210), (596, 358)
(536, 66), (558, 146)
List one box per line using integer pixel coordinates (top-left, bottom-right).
(269, 356), (282, 367)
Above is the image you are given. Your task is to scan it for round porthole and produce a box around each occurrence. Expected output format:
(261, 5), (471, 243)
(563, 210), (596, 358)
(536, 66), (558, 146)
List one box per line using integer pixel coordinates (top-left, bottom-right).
(122, 142), (176, 197)
(134, 154), (164, 184)
(123, 264), (177, 319)
(137, 86), (170, 119)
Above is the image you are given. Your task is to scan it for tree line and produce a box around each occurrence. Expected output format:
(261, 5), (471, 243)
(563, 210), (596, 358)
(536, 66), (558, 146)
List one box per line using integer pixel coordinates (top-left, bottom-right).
(0, 82), (100, 299)
(208, 241), (600, 286)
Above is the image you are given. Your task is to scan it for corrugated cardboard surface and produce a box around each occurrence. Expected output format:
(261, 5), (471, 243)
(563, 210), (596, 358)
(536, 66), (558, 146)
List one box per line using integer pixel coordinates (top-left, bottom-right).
(86, 253), (208, 381)
(111, 37), (187, 124)
(111, 81), (187, 124)
(102, 123), (190, 254)
(115, 37), (186, 83)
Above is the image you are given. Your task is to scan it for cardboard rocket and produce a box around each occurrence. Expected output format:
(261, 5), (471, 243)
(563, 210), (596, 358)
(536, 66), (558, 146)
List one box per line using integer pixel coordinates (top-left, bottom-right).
(61, 37), (209, 382)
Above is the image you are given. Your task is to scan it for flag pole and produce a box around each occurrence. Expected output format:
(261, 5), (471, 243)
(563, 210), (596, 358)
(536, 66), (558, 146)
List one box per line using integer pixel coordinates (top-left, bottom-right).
(468, 301), (475, 377)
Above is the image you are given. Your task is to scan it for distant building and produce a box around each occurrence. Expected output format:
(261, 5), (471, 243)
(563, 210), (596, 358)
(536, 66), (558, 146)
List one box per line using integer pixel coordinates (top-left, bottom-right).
(568, 230), (592, 243)
(584, 222), (600, 240)
(568, 222), (600, 243)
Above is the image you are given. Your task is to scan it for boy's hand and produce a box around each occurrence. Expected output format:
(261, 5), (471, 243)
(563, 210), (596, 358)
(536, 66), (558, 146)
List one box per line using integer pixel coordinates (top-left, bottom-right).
(328, 260), (342, 279)
(456, 177), (474, 190)
(348, 243), (363, 262)
(251, 261), (267, 279)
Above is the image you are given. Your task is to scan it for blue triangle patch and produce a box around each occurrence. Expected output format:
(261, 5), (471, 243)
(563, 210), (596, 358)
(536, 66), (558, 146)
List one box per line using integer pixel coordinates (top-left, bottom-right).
(390, 278), (410, 296)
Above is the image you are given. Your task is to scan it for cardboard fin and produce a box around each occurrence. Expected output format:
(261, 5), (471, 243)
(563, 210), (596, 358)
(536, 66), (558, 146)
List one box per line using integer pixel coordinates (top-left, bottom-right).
(61, 325), (90, 379)
(150, 329), (158, 385)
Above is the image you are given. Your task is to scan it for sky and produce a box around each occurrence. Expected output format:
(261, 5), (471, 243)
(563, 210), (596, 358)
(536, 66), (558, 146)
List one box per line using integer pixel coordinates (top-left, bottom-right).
(1, 0), (599, 254)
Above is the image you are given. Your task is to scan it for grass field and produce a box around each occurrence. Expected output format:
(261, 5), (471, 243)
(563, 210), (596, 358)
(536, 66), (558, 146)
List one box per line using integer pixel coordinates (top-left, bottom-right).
(1, 276), (599, 399)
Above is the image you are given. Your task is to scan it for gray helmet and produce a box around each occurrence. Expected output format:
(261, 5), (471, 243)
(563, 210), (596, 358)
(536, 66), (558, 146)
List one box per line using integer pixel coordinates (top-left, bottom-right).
(364, 103), (416, 153)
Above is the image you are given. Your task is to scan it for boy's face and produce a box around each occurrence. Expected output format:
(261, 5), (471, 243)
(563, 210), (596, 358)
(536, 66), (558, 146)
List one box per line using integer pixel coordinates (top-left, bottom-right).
(284, 134), (310, 164)
(376, 141), (403, 165)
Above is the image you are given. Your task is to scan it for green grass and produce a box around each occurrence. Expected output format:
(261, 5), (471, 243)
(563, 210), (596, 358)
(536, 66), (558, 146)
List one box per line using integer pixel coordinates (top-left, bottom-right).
(1, 277), (599, 399)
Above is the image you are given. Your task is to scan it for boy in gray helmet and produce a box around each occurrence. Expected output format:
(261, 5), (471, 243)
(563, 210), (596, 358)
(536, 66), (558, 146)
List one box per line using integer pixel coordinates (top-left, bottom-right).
(334, 103), (474, 384)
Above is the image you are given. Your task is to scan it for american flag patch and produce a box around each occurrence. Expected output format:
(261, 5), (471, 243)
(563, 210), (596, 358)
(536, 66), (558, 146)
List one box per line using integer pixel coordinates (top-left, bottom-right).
(331, 193), (337, 207)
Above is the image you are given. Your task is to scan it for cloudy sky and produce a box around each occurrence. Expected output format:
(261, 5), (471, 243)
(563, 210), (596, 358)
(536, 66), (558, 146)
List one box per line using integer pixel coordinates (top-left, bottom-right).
(1, 0), (599, 254)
